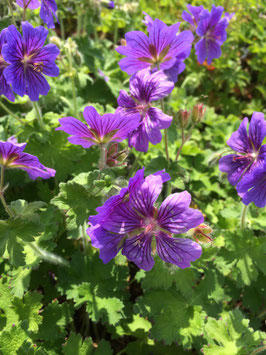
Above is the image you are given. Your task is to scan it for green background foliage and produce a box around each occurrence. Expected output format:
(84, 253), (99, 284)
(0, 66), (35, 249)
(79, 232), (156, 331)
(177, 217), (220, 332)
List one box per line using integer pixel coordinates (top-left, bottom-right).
(0, 0), (265, 354)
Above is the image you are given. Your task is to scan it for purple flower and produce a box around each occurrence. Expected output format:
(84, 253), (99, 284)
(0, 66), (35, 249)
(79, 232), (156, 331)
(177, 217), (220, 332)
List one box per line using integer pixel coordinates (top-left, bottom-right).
(116, 69), (174, 152)
(237, 158), (266, 208)
(219, 112), (266, 186)
(182, 5), (204, 30)
(0, 29), (14, 102)
(56, 106), (140, 148)
(0, 137), (55, 180)
(87, 170), (203, 271)
(90, 167), (171, 226)
(16, 0), (58, 29)
(108, 1), (115, 9)
(2, 22), (59, 101)
(116, 17), (193, 82)
(195, 5), (230, 64)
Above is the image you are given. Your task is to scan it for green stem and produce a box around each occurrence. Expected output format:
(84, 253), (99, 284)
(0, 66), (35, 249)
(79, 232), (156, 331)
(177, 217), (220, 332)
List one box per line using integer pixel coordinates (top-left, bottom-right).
(160, 99), (169, 163)
(32, 101), (45, 129)
(0, 167), (14, 218)
(175, 123), (196, 162)
(59, 14), (65, 40)
(98, 144), (107, 171)
(0, 101), (23, 124)
(6, 0), (16, 26)
(67, 48), (77, 116)
(28, 242), (69, 266)
(76, 6), (83, 37)
(240, 204), (249, 230)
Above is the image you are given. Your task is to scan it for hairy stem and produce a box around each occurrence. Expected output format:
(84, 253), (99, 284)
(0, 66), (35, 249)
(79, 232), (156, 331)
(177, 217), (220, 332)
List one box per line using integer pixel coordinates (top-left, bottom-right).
(0, 167), (14, 218)
(175, 123), (196, 162)
(28, 242), (69, 266)
(67, 48), (78, 116)
(0, 101), (23, 124)
(240, 204), (249, 229)
(98, 144), (107, 171)
(6, 0), (16, 26)
(32, 101), (45, 129)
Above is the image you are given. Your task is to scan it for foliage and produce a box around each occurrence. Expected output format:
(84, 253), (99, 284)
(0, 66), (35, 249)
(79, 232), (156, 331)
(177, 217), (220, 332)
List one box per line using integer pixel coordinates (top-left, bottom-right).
(0, 0), (265, 354)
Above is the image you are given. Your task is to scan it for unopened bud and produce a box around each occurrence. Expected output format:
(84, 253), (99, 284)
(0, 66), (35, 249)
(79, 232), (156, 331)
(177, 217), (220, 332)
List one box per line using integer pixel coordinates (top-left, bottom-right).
(49, 36), (62, 48)
(120, 39), (127, 46)
(177, 109), (190, 128)
(188, 223), (213, 243)
(106, 144), (128, 167)
(191, 104), (206, 123)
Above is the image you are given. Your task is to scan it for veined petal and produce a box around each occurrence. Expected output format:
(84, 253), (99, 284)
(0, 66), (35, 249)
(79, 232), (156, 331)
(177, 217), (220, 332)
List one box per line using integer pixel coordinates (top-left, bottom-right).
(249, 112), (266, 151)
(195, 37), (207, 64)
(40, 0), (58, 29)
(158, 192), (204, 234)
(1, 25), (23, 63)
(147, 107), (172, 130)
(156, 233), (202, 268)
(117, 90), (136, 109)
(128, 123), (150, 153)
(130, 174), (163, 217)
(22, 22), (48, 54)
(101, 200), (141, 234)
(25, 67), (50, 101)
(122, 233), (154, 271)
(227, 117), (252, 153)
(129, 69), (174, 102)
(87, 224), (124, 263)
(236, 160), (266, 208)
(3, 63), (26, 98)
(219, 154), (253, 186)
(56, 117), (95, 148)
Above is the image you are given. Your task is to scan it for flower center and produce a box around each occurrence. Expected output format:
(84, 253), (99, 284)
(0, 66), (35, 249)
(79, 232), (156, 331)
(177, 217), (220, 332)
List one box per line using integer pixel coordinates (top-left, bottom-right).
(233, 152), (257, 163)
(137, 44), (172, 69)
(143, 216), (158, 234)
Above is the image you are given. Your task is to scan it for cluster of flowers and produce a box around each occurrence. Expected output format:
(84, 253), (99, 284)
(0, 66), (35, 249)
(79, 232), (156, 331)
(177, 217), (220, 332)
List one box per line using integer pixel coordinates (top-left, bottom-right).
(1, 3), (263, 271)
(182, 4), (233, 65)
(219, 112), (266, 208)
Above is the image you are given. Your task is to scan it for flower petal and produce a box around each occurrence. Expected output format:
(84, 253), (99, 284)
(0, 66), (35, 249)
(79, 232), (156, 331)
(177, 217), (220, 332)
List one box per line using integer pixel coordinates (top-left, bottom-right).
(22, 22), (48, 54)
(158, 191), (204, 234)
(219, 154), (252, 186)
(87, 224), (124, 263)
(156, 233), (202, 268)
(248, 112), (266, 151)
(227, 117), (251, 153)
(122, 233), (154, 271)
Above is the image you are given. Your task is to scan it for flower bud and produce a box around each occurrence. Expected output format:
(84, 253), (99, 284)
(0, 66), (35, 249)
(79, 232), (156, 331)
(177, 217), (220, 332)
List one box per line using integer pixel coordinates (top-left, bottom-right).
(177, 109), (190, 128)
(49, 36), (62, 48)
(191, 104), (206, 123)
(188, 223), (213, 243)
(106, 143), (128, 167)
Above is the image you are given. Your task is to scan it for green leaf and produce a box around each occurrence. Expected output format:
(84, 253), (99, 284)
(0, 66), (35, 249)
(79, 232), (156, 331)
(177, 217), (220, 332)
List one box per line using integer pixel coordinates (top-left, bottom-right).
(0, 218), (42, 267)
(12, 291), (43, 332)
(37, 301), (74, 341)
(9, 267), (31, 298)
(9, 200), (46, 222)
(63, 333), (94, 355)
(57, 252), (128, 326)
(135, 289), (206, 347)
(202, 309), (266, 354)
(0, 321), (30, 355)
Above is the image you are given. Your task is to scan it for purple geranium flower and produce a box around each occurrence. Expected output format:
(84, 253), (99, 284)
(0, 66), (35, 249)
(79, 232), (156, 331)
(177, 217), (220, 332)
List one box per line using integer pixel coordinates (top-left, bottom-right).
(0, 29), (14, 102)
(116, 16), (193, 82)
(87, 170), (203, 271)
(0, 137), (55, 180)
(182, 5), (204, 30)
(116, 69), (174, 152)
(195, 5), (230, 64)
(56, 106), (140, 148)
(2, 22), (59, 101)
(219, 112), (266, 186)
(16, 0), (58, 29)
(237, 158), (266, 208)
